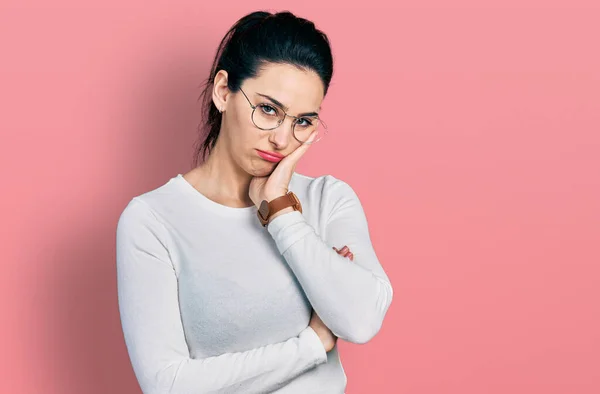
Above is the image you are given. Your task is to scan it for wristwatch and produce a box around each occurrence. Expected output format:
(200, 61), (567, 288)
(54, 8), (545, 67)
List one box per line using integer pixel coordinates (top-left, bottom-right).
(257, 191), (303, 227)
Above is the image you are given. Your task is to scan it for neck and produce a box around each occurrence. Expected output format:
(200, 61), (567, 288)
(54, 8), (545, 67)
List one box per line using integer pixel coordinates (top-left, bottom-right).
(196, 138), (254, 208)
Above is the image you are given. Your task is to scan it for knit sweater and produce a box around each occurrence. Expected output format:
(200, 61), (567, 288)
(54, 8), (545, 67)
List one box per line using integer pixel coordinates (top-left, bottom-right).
(116, 172), (393, 394)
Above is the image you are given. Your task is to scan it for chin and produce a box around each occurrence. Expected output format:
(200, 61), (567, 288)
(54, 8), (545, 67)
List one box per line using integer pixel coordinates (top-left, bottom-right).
(256, 166), (276, 177)
(247, 161), (276, 177)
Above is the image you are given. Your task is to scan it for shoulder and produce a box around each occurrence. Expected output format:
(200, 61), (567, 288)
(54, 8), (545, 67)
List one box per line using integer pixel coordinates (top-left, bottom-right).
(131, 176), (181, 211)
(117, 175), (181, 229)
(117, 197), (164, 235)
(291, 171), (360, 204)
(116, 176), (177, 240)
(116, 196), (175, 259)
(293, 171), (356, 192)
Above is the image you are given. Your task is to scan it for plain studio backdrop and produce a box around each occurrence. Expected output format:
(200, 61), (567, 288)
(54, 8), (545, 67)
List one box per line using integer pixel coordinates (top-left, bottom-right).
(1, 1), (598, 393)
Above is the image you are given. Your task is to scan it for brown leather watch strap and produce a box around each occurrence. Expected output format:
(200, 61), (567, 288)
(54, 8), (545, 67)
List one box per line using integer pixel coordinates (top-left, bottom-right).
(257, 191), (302, 227)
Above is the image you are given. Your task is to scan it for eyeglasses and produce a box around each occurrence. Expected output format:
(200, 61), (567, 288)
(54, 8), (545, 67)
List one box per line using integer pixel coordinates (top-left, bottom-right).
(239, 87), (327, 144)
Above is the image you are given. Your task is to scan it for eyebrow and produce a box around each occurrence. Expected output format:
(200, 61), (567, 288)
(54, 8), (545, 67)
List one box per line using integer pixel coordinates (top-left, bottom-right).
(256, 92), (320, 117)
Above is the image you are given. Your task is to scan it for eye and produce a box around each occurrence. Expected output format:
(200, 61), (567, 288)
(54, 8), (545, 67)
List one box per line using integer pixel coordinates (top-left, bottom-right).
(295, 117), (314, 127)
(258, 104), (279, 117)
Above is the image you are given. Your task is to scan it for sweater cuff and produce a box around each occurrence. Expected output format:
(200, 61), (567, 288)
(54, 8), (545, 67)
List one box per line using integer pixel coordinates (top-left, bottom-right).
(266, 210), (314, 254)
(299, 326), (328, 366)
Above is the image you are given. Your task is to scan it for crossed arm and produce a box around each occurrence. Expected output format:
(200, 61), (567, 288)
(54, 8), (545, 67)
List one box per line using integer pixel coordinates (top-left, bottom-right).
(266, 178), (394, 344)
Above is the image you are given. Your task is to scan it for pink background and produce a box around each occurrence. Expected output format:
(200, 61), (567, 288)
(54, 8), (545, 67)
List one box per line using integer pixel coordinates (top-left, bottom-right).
(1, 1), (599, 393)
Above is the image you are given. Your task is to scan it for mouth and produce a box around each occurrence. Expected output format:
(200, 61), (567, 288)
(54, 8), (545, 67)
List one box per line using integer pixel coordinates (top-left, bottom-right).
(256, 149), (284, 163)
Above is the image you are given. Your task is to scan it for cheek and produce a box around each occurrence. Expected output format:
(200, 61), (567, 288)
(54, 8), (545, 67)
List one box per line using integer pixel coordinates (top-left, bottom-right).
(230, 126), (261, 167)
(225, 113), (250, 145)
(232, 109), (258, 142)
(238, 126), (259, 152)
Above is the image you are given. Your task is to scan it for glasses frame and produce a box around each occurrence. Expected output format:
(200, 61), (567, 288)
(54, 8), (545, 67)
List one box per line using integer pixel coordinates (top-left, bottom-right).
(238, 87), (327, 145)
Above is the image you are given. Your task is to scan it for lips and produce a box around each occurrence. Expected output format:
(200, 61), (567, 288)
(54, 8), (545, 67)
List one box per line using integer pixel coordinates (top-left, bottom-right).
(256, 150), (284, 163)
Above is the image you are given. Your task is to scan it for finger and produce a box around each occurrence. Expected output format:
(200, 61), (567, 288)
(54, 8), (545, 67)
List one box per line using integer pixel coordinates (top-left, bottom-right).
(334, 246), (353, 260)
(338, 246), (350, 256)
(334, 246), (348, 255)
(302, 129), (319, 145)
(340, 249), (352, 259)
(278, 130), (318, 170)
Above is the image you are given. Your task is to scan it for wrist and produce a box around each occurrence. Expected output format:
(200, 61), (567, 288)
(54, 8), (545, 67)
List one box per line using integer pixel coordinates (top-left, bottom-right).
(255, 192), (286, 210)
(264, 190), (288, 203)
(267, 206), (295, 224)
(257, 191), (302, 227)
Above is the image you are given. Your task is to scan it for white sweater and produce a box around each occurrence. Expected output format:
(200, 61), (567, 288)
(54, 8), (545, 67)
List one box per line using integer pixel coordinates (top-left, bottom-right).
(116, 172), (393, 394)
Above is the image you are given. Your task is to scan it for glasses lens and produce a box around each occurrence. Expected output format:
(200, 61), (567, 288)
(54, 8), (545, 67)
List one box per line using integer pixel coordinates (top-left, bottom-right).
(252, 104), (284, 130)
(252, 103), (326, 144)
(293, 117), (323, 143)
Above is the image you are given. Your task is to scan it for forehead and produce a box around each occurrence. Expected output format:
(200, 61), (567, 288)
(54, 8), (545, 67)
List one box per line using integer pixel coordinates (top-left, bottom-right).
(243, 62), (324, 112)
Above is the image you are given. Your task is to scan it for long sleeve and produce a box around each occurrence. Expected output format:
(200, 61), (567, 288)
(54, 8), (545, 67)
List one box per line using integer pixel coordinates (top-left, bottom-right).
(267, 178), (393, 345)
(116, 198), (327, 394)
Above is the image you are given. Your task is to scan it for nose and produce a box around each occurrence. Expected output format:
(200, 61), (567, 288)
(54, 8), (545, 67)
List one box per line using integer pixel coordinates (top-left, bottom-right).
(267, 115), (296, 148)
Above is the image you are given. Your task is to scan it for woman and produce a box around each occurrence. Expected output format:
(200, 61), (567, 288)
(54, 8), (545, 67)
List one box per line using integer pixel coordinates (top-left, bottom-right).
(116, 10), (393, 394)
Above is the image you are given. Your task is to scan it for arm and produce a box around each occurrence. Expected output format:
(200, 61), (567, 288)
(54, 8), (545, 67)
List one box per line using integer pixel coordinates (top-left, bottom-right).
(116, 198), (327, 394)
(266, 178), (394, 344)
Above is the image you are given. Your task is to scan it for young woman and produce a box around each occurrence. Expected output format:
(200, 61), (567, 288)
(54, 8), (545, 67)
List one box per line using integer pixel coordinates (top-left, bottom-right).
(116, 10), (393, 394)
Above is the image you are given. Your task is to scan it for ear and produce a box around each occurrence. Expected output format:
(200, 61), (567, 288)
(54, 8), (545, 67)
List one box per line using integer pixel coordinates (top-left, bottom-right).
(212, 70), (230, 112)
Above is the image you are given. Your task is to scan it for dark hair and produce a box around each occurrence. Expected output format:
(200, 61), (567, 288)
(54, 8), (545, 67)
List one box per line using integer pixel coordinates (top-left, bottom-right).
(192, 10), (334, 166)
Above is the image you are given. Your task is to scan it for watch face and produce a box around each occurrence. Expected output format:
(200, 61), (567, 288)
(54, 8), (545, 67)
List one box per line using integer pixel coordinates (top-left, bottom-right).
(258, 200), (270, 219)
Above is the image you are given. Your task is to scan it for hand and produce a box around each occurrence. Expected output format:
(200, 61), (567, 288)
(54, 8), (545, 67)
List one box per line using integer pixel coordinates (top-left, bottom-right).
(249, 130), (319, 207)
(332, 245), (354, 261)
(309, 245), (354, 352)
(309, 309), (337, 352)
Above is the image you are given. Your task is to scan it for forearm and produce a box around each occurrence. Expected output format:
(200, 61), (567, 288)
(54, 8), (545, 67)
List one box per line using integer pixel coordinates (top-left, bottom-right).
(267, 211), (393, 344)
(147, 327), (327, 394)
